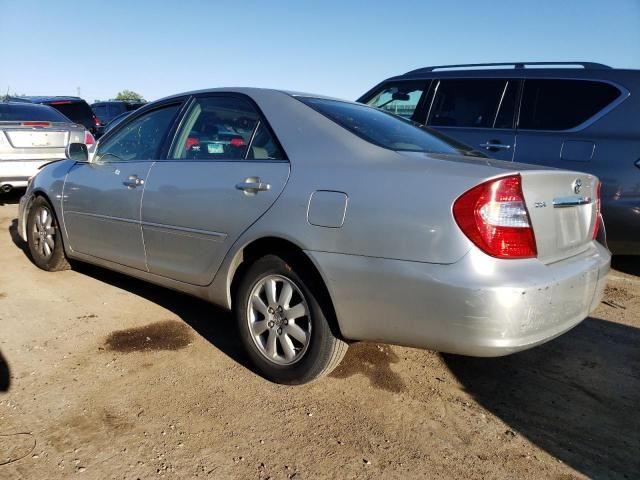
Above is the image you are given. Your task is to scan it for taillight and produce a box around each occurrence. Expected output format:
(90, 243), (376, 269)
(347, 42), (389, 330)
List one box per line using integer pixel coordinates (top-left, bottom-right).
(94, 116), (101, 127)
(592, 180), (602, 240)
(230, 137), (245, 147)
(84, 130), (95, 146)
(185, 137), (200, 149)
(453, 174), (537, 259)
(22, 121), (50, 127)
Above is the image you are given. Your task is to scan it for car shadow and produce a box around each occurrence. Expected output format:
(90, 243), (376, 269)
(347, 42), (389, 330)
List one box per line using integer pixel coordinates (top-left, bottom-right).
(611, 255), (640, 277)
(0, 350), (10, 392)
(442, 317), (640, 479)
(0, 190), (23, 206)
(70, 263), (254, 372)
(9, 219), (30, 257)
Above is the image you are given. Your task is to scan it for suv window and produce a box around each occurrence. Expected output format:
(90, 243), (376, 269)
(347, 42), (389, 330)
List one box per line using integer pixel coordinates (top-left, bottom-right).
(365, 81), (427, 119)
(300, 97), (483, 156)
(519, 79), (621, 131)
(427, 79), (511, 129)
(96, 104), (180, 162)
(170, 96), (285, 161)
(46, 101), (94, 129)
(92, 104), (108, 119)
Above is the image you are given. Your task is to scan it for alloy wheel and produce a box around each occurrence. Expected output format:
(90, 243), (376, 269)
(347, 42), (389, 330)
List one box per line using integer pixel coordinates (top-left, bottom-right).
(247, 274), (312, 365)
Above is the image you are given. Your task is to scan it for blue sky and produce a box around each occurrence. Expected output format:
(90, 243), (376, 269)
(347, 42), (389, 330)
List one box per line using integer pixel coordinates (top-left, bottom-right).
(2, 0), (639, 103)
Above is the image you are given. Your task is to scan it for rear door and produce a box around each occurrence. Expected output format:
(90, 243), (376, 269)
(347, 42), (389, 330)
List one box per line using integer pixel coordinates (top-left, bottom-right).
(63, 101), (184, 270)
(513, 79), (623, 168)
(425, 78), (518, 161)
(141, 94), (290, 285)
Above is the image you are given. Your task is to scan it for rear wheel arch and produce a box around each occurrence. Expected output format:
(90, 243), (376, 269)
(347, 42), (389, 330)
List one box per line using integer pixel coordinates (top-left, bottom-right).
(229, 236), (344, 340)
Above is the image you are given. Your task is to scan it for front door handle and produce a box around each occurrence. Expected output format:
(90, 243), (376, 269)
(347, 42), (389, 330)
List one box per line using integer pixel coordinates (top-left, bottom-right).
(236, 176), (271, 196)
(123, 175), (144, 189)
(480, 141), (511, 151)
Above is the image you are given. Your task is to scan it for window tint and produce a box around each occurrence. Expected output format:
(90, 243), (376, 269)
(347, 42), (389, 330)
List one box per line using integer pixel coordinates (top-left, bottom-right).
(96, 104), (180, 162)
(365, 81), (426, 119)
(519, 79), (620, 130)
(46, 101), (94, 128)
(92, 105), (108, 119)
(171, 96), (282, 161)
(0, 103), (69, 122)
(109, 103), (125, 116)
(300, 97), (482, 156)
(428, 79), (508, 128)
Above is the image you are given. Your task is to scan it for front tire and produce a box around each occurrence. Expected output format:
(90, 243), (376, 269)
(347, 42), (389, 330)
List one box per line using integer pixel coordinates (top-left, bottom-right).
(235, 254), (347, 384)
(26, 196), (70, 272)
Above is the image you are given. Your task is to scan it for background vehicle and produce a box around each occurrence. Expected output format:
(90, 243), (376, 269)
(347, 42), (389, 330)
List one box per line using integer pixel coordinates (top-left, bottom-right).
(358, 62), (640, 255)
(0, 101), (93, 191)
(91, 100), (146, 136)
(18, 88), (609, 384)
(102, 110), (134, 134)
(11, 96), (99, 136)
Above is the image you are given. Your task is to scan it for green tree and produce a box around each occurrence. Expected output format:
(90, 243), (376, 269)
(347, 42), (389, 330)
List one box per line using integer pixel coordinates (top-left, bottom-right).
(114, 90), (144, 101)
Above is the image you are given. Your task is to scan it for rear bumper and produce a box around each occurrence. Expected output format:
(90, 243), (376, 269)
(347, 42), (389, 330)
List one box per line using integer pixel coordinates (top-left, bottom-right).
(0, 160), (53, 188)
(308, 242), (610, 356)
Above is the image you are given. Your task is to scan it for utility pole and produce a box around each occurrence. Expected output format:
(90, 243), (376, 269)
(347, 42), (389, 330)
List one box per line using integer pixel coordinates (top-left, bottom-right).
(77, 86), (81, 98)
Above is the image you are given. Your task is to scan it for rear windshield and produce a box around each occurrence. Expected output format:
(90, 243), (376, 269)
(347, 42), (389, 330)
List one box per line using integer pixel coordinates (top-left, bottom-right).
(299, 97), (483, 156)
(0, 103), (69, 122)
(46, 101), (93, 126)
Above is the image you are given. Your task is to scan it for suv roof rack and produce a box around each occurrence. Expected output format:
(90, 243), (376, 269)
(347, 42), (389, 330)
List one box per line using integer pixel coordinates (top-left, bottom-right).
(405, 62), (612, 75)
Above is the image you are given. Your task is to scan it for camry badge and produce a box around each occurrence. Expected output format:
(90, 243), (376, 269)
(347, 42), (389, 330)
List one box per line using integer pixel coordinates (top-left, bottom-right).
(572, 178), (582, 194)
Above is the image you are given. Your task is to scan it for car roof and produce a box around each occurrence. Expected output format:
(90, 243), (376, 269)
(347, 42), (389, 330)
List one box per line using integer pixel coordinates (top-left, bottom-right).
(151, 87), (351, 105)
(0, 101), (58, 109)
(21, 96), (87, 104)
(378, 62), (640, 82)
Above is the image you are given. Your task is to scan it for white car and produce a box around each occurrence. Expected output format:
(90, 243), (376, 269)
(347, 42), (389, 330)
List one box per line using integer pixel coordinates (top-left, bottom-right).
(0, 101), (94, 192)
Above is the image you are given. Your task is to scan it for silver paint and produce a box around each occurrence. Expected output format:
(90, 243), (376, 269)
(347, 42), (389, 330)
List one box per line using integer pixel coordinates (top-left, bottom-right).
(19, 88), (611, 357)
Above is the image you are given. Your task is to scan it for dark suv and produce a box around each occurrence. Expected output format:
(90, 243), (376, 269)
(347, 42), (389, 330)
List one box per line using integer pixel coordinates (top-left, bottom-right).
(16, 96), (99, 136)
(358, 62), (640, 254)
(91, 100), (145, 135)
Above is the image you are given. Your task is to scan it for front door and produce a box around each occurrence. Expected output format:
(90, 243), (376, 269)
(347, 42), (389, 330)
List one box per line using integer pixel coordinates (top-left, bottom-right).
(141, 94), (290, 285)
(425, 78), (519, 161)
(62, 103), (182, 270)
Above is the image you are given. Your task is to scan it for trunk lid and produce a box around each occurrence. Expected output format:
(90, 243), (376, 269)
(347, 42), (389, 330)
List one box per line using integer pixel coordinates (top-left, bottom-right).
(520, 170), (599, 264)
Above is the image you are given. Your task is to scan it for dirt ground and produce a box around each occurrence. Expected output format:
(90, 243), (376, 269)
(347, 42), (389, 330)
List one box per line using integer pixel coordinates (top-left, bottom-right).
(0, 190), (638, 480)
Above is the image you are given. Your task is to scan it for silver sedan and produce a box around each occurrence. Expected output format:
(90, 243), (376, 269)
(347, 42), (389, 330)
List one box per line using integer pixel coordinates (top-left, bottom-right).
(18, 88), (610, 384)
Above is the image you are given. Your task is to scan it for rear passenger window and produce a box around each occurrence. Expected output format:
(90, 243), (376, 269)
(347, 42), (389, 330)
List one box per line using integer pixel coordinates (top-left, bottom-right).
(519, 79), (621, 130)
(171, 96), (285, 161)
(427, 79), (510, 129)
(365, 81), (427, 119)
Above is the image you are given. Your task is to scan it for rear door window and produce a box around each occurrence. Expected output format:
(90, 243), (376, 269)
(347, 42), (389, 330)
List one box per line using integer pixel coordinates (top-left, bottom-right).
(427, 79), (513, 129)
(170, 95), (285, 161)
(364, 81), (427, 119)
(518, 79), (621, 130)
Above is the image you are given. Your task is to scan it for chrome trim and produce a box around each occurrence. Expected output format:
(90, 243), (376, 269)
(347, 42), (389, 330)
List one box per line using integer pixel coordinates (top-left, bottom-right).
(552, 196), (592, 208)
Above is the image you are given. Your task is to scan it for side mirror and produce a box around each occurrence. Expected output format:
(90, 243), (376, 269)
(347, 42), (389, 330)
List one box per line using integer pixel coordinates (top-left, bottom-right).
(66, 143), (89, 162)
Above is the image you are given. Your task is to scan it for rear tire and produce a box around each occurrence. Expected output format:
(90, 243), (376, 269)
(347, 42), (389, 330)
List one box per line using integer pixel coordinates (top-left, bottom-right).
(26, 196), (70, 272)
(235, 254), (347, 384)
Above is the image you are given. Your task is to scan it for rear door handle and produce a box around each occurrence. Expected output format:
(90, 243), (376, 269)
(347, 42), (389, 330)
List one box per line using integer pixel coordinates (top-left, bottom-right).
(123, 175), (144, 189)
(480, 141), (511, 151)
(236, 176), (271, 195)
